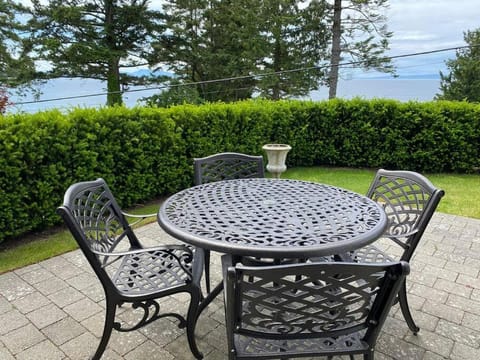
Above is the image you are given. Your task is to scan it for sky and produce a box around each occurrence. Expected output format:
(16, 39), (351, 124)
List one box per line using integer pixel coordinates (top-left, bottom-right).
(370, 0), (479, 78)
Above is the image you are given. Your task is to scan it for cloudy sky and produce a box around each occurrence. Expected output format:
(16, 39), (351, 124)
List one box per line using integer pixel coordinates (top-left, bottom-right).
(374, 0), (478, 78)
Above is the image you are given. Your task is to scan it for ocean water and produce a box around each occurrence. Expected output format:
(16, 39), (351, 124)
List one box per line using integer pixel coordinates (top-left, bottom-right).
(309, 78), (440, 102)
(8, 77), (441, 114)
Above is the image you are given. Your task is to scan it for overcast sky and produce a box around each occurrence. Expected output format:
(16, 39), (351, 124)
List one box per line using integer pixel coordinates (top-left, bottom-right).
(384, 0), (479, 78)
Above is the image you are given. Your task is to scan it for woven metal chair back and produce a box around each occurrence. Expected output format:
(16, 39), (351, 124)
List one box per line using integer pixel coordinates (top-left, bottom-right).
(366, 169), (445, 262)
(60, 178), (140, 254)
(194, 152), (264, 185)
(57, 179), (146, 286)
(224, 259), (409, 358)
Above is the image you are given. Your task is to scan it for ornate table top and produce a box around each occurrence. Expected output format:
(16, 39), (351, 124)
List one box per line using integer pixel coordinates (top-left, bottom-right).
(158, 178), (387, 258)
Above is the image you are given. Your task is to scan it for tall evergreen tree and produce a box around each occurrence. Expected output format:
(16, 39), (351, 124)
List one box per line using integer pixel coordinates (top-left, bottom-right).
(153, 0), (261, 102)
(256, 0), (329, 100)
(152, 0), (329, 102)
(436, 29), (480, 102)
(27, 0), (165, 106)
(0, 0), (36, 105)
(200, 0), (262, 101)
(326, 0), (394, 99)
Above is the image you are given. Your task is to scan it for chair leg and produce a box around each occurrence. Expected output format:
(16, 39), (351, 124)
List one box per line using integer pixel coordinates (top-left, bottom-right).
(204, 250), (211, 294)
(186, 289), (203, 359)
(92, 300), (117, 360)
(398, 280), (420, 335)
(364, 350), (375, 359)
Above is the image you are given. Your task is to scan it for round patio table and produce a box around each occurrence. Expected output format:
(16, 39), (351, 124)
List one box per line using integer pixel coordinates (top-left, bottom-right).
(158, 178), (387, 259)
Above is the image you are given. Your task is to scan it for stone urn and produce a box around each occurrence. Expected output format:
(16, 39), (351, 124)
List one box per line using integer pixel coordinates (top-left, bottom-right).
(262, 144), (292, 178)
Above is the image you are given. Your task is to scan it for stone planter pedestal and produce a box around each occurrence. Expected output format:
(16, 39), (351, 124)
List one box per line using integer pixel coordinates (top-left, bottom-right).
(262, 144), (292, 179)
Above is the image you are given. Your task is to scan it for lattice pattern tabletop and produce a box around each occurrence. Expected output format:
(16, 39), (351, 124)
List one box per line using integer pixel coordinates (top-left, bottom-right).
(158, 179), (387, 258)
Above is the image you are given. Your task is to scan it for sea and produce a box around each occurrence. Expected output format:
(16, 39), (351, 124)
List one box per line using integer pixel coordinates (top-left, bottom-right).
(7, 77), (441, 114)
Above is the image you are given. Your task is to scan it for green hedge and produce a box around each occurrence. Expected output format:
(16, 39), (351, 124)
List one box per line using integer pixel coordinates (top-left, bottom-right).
(1, 99), (479, 243)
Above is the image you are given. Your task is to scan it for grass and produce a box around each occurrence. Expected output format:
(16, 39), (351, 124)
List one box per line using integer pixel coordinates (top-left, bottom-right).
(284, 167), (480, 219)
(1, 166), (479, 274)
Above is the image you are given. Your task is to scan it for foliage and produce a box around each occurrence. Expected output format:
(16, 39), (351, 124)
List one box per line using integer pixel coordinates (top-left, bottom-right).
(0, 87), (10, 113)
(326, 0), (394, 98)
(142, 79), (204, 108)
(436, 29), (480, 102)
(150, 0), (329, 102)
(0, 99), (479, 243)
(27, 0), (165, 106)
(255, 0), (329, 100)
(0, 0), (37, 110)
(152, 0), (262, 102)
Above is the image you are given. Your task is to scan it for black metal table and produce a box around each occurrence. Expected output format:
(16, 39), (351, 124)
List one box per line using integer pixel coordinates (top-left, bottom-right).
(158, 178), (387, 259)
(158, 178), (388, 315)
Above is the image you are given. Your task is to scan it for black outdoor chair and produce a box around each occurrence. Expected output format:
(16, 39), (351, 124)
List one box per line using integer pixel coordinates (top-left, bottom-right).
(57, 178), (204, 360)
(222, 256), (410, 359)
(193, 152), (265, 293)
(346, 169), (444, 335)
(194, 152), (265, 186)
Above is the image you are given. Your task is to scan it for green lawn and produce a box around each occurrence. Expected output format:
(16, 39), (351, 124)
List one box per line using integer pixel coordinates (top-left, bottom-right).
(1, 166), (479, 274)
(284, 167), (480, 219)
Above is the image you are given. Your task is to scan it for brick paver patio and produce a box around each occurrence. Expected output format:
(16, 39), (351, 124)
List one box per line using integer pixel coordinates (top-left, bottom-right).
(1, 212), (480, 359)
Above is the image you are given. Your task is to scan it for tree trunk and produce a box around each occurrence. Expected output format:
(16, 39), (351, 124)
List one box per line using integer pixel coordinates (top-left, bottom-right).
(272, 37), (282, 100)
(329, 0), (342, 99)
(105, 0), (122, 106)
(107, 59), (122, 106)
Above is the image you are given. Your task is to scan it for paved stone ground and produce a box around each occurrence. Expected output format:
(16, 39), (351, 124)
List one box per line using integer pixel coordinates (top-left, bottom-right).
(1, 212), (480, 359)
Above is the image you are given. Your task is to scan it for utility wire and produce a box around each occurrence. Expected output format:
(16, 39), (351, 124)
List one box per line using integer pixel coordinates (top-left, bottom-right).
(13, 45), (473, 106)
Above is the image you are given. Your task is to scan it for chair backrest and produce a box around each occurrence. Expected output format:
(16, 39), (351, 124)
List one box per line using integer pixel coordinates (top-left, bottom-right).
(367, 169), (445, 262)
(193, 152), (264, 185)
(223, 258), (409, 358)
(56, 178), (141, 287)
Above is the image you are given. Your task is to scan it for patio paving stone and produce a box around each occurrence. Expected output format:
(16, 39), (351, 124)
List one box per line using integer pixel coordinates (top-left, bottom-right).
(0, 212), (479, 359)
(0, 324), (45, 354)
(11, 292), (51, 314)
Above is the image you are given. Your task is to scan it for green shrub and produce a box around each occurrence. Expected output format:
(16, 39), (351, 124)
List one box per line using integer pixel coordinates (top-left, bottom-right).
(0, 99), (479, 243)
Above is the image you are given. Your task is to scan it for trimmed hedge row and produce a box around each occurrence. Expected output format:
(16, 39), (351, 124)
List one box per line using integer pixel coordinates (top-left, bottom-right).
(1, 99), (479, 243)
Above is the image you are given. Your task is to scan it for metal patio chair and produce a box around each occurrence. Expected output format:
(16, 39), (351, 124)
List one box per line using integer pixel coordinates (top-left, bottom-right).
(222, 256), (410, 359)
(57, 178), (204, 360)
(348, 169), (444, 335)
(193, 152), (265, 293)
(194, 152), (265, 185)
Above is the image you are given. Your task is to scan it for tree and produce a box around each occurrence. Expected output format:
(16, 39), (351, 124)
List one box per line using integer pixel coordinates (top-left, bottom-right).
(326, 0), (394, 99)
(27, 0), (165, 106)
(0, 0), (36, 110)
(151, 0), (329, 102)
(152, 0), (261, 102)
(256, 0), (329, 100)
(436, 29), (480, 102)
(142, 78), (203, 107)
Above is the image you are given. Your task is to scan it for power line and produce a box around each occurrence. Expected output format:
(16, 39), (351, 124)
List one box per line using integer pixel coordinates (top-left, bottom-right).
(13, 44), (472, 106)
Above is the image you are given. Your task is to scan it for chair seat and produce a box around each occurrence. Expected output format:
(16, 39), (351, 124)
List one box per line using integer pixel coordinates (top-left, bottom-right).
(234, 331), (368, 358)
(112, 247), (193, 296)
(353, 243), (395, 264)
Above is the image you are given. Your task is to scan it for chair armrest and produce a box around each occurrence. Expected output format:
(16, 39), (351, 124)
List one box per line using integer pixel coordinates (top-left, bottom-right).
(122, 211), (157, 227)
(94, 244), (195, 269)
